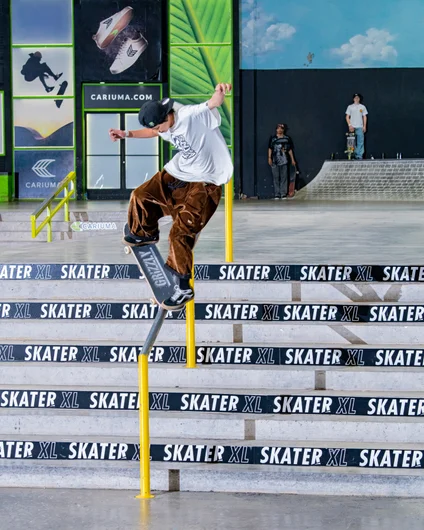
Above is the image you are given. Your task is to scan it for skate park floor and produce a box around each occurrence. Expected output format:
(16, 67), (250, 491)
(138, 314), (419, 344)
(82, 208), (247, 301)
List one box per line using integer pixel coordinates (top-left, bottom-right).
(2, 488), (424, 530)
(1, 200), (424, 264)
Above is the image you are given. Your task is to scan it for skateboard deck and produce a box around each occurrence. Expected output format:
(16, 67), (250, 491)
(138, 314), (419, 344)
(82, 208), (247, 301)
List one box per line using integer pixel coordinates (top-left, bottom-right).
(123, 224), (177, 308)
(345, 132), (356, 160)
(288, 165), (297, 198)
(55, 81), (68, 109)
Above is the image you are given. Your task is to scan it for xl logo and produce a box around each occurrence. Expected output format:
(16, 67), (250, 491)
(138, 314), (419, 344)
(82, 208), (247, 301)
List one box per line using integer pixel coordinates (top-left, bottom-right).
(32, 159), (55, 178)
(127, 45), (138, 57)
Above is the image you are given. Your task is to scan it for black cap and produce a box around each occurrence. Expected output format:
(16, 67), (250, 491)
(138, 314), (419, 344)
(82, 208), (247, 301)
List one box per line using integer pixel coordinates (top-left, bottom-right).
(353, 93), (363, 100)
(138, 98), (174, 128)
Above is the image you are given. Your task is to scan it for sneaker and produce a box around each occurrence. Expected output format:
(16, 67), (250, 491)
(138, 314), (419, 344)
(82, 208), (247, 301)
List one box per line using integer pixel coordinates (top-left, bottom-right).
(122, 224), (159, 247)
(280, 196), (287, 200)
(110, 33), (148, 74)
(54, 73), (63, 82)
(272, 197), (280, 200)
(92, 6), (134, 50)
(162, 284), (194, 311)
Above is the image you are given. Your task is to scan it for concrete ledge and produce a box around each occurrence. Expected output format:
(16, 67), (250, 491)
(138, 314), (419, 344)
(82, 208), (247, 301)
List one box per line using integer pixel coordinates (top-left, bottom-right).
(302, 160), (424, 201)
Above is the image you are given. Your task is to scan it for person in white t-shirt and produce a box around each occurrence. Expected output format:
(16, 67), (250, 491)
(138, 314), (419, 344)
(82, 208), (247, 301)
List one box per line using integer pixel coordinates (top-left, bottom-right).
(345, 93), (368, 160)
(109, 83), (233, 308)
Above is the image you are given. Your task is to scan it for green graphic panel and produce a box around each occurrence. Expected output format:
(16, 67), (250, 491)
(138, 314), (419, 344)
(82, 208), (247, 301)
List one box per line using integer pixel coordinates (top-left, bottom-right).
(170, 0), (231, 45)
(174, 97), (231, 146)
(170, 46), (231, 127)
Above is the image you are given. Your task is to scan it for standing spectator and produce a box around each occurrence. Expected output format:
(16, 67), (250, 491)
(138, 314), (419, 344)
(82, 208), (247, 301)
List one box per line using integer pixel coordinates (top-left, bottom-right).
(345, 93), (368, 160)
(268, 124), (297, 199)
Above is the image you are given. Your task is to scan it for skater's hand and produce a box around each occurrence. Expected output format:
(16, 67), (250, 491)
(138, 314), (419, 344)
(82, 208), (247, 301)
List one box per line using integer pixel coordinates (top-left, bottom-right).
(348, 125), (355, 133)
(362, 126), (367, 133)
(109, 128), (125, 142)
(215, 83), (232, 95)
(268, 158), (272, 166)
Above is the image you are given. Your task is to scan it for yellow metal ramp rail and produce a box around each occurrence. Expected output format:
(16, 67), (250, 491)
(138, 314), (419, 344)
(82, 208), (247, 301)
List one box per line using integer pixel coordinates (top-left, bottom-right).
(30, 171), (76, 242)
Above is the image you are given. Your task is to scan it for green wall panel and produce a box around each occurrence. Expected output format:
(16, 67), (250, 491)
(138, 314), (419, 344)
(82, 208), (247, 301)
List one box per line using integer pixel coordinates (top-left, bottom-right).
(169, 0), (234, 148)
(170, 0), (232, 44)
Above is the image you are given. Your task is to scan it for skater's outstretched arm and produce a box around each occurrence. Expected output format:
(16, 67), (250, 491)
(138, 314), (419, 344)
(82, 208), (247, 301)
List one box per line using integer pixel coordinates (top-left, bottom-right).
(109, 128), (158, 141)
(208, 83), (232, 110)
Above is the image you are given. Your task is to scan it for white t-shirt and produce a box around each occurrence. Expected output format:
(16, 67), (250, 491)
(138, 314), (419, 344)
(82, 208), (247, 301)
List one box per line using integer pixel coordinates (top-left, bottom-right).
(345, 103), (368, 128)
(159, 102), (233, 185)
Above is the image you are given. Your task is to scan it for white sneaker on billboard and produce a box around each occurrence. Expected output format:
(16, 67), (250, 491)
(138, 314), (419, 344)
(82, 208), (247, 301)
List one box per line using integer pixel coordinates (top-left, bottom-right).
(92, 6), (134, 50)
(110, 33), (148, 74)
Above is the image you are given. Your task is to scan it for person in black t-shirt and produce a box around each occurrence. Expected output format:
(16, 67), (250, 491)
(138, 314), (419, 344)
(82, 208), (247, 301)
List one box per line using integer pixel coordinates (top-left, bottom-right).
(268, 124), (297, 199)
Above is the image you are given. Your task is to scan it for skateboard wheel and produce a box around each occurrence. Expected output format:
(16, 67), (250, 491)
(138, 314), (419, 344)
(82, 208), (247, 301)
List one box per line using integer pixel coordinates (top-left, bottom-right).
(124, 246), (131, 255)
(150, 298), (157, 306)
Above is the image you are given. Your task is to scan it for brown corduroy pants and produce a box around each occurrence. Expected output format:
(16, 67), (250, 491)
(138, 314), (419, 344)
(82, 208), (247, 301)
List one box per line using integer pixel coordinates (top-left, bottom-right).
(128, 169), (222, 278)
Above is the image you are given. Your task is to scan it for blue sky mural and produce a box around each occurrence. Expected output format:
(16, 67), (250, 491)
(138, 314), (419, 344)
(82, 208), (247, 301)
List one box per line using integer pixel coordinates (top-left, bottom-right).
(241, 0), (424, 69)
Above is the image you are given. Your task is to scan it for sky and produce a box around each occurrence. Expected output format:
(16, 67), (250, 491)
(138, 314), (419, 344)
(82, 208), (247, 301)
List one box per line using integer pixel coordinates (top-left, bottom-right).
(12, 0), (72, 45)
(241, 0), (424, 69)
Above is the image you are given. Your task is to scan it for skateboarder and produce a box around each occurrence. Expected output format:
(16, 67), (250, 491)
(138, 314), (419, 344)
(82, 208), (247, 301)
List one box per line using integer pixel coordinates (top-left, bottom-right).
(109, 83), (233, 309)
(345, 93), (368, 160)
(268, 124), (297, 199)
(20, 52), (62, 93)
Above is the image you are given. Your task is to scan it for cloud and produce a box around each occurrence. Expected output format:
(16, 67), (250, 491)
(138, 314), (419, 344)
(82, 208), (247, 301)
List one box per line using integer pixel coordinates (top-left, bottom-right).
(241, 2), (296, 56)
(331, 28), (397, 67)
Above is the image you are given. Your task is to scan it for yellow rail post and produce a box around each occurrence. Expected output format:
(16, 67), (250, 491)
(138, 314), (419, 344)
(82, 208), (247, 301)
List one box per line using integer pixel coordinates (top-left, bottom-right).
(186, 260), (196, 368)
(225, 178), (233, 262)
(136, 306), (166, 499)
(136, 353), (154, 499)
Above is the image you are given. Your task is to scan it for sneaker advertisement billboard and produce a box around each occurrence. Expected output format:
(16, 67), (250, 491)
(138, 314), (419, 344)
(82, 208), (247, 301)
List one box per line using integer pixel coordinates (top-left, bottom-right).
(75, 0), (162, 83)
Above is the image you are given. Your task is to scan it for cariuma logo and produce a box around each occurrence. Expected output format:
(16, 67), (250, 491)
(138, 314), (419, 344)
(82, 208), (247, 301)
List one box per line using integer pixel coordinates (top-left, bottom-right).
(32, 159), (55, 178)
(70, 222), (82, 232)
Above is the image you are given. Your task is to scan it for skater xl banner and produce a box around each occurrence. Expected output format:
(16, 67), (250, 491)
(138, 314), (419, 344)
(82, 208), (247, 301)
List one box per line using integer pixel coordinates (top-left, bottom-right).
(75, 0), (162, 83)
(2, 388), (424, 418)
(0, 440), (423, 469)
(3, 344), (424, 368)
(2, 264), (424, 282)
(2, 302), (424, 322)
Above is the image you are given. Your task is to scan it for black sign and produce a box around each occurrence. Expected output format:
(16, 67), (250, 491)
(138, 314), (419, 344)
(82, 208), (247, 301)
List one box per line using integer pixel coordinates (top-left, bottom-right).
(2, 264), (424, 282)
(1, 389), (424, 418)
(1, 302), (424, 323)
(83, 84), (161, 110)
(1, 440), (423, 468)
(2, 344), (424, 368)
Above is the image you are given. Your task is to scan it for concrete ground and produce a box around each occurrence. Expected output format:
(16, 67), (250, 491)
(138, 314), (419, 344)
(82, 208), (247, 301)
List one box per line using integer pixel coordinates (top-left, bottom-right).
(1, 489), (424, 530)
(2, 200), (424, 263)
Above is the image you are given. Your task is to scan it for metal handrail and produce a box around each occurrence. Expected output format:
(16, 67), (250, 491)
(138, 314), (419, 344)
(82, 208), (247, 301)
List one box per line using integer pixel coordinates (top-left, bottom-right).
(30, 171), (76, 242)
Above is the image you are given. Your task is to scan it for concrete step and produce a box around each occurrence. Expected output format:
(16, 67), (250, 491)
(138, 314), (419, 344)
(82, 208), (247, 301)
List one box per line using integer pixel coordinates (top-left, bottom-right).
(0, 221), (71, 232)
(2, 362), (424, 391)
(2, 458), (424, 496)
(2, 341), (424, 370)
(4, 279), (424, 303)
(2, 408), (424, 443)
(3, 317), (424, 345)
(0, 210), (126, 223)
(1, 436), (424, 495)
(0, 363), (315, 390)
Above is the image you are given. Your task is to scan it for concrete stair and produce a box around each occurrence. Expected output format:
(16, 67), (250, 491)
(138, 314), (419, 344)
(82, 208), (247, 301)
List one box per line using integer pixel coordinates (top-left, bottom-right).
(0, 207), (124, 242)
(1, 265), (424, 495)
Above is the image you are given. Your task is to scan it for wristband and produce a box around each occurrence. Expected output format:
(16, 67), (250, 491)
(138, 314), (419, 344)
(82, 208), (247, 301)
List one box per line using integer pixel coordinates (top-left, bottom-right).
(124, 130), (130, 138)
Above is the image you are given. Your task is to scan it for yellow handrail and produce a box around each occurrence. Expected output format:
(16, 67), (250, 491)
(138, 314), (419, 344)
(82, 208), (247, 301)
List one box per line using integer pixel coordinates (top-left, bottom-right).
(225, 179), (234, 262)
(30, 171), (76, 242)
(186, 261), (196, 368)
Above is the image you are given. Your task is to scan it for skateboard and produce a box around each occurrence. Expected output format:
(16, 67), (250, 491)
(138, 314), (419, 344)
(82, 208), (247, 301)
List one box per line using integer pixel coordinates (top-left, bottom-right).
(55, 81), (68, 109)
(288, 166), (298, 198)
(345, 131), (356, 160)
(123, 224), (178, 309)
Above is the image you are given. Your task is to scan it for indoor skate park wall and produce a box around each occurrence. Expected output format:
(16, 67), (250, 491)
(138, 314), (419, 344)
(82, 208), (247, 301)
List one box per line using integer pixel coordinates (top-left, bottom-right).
(0, 0), (12, 200)
(239, 0), (424, 199)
